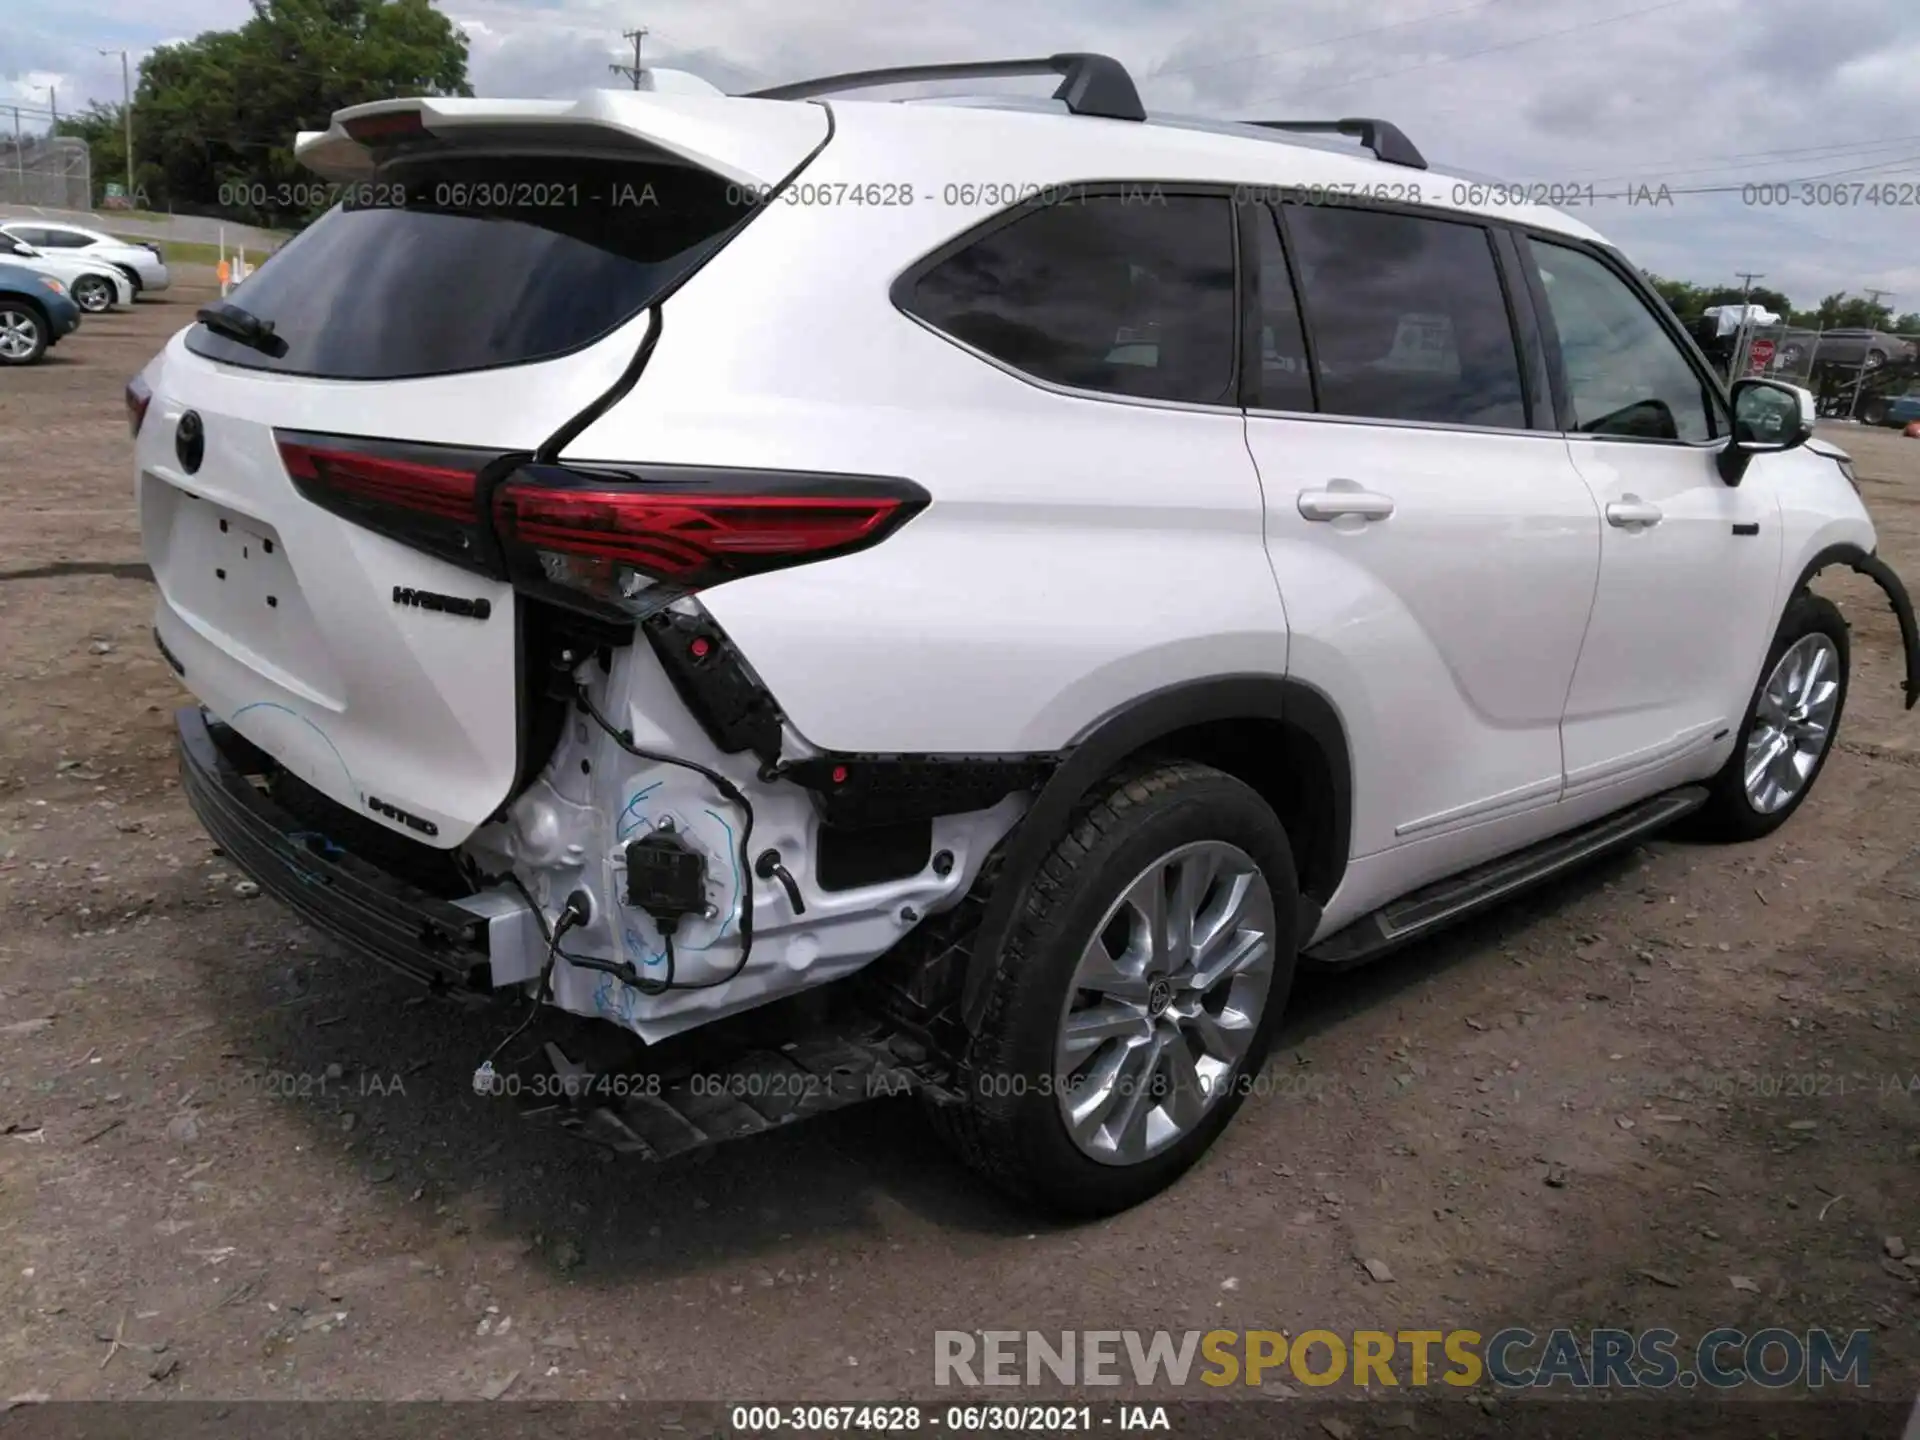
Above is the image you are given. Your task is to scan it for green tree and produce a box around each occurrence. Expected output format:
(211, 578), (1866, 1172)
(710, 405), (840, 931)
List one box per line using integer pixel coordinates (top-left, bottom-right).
(1805, 291), (1895, 331)
(57, 0), (468, 226)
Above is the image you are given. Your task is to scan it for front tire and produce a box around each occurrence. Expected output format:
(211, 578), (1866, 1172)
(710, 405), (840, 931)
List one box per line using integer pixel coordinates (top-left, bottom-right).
(1696, 593), (1848, 841)
(930, 761), (1298, 1216)
(0, 305), (47, 365)
(71, 274), (114, 313)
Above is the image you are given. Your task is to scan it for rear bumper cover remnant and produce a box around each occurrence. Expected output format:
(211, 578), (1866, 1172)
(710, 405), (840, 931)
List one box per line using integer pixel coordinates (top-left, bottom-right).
(175, 706), (522, 994)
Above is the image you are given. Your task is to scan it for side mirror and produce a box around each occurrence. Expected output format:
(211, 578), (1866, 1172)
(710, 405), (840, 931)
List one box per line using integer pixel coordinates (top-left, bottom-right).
(7, 241), (37, 257)
(1718, 377), (1815, 485)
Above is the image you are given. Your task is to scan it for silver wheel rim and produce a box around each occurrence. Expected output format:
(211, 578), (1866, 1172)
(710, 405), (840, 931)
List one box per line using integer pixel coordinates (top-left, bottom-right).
(0, 310), (39, 358)
(1744, 633), (1841, 814)
(1054, 839), (1276, 1167)
(75, 279), (109, 311)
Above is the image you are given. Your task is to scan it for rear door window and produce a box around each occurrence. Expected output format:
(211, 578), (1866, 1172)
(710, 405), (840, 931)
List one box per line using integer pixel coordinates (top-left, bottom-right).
(1281, 204), (1527, 429)
(185, 154), (739, 380)
(902, 193), (1238, 406)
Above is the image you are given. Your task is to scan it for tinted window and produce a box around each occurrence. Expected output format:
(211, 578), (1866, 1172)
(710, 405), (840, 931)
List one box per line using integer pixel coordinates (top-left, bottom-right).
(906, 194), (1237, 405)
(184, 155), (737, 379)
(39, 229), (88, 248)
(1253, 206), (1312, 412)
(1283, 205), (1526, 429)
(1529, 240), (1716, 443)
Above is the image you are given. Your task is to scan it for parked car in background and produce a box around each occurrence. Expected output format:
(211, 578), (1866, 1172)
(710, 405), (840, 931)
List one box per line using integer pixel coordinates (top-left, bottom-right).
(0, 221), (170, 295)
(1777, 328), (1918, 372)
(0, 236), (132, 313)
(1870, 388), (1920, 429)
(0, 260), (81, 365)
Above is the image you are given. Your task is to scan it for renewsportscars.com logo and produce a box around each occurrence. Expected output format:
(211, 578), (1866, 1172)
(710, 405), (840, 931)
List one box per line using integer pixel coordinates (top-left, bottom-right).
(933, 1328), (1872, 1391)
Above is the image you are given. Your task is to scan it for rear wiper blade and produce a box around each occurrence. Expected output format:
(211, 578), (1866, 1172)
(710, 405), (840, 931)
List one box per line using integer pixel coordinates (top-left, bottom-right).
(196, 299), (283, 355)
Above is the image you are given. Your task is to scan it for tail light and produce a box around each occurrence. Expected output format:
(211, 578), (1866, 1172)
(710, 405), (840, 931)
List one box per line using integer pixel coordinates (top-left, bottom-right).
(275, 432), (504, 572)
(125, 375), (152, 438)
(493, 464), (929, 621)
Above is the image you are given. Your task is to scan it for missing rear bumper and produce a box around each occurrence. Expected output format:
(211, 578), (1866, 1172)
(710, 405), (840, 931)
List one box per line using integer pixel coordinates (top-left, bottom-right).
(175, 706), (534, 995)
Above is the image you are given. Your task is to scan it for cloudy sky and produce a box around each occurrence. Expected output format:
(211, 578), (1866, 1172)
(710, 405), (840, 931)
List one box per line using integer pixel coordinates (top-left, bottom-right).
(5, 0), (1918, 306)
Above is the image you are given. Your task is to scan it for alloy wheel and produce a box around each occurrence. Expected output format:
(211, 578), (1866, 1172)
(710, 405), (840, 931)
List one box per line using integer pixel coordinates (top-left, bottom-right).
(0, 309), (40, 359)
(1744, 633), (1841, 814)
(1054, 840), (1276, 1166)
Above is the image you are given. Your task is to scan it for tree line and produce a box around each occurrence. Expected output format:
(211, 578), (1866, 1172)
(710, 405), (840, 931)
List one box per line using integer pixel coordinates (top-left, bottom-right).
(55, 0), (469, 229)
(1644, 274), (1920, 336)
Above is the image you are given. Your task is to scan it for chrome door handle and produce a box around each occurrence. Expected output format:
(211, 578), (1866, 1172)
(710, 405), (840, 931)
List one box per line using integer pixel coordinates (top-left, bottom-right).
(1298, 487), (1395, 522)
(1605, 498), (1663, 528)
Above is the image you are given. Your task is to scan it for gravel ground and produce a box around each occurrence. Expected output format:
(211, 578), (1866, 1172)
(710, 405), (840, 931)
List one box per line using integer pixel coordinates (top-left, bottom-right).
(1, 275), (1917, 1413)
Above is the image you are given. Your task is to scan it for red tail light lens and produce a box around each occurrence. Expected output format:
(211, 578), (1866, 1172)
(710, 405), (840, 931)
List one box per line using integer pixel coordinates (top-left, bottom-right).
(494, 465), (929, 621)
(125, 375), (152, 438)
(276, 432), (504, 572)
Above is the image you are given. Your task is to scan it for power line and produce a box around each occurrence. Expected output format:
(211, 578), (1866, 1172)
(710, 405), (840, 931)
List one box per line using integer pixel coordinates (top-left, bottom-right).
(1153, 0), (1517, 80)
(1550, 133), (1920, 184)
(1237, 0), (1698, 106)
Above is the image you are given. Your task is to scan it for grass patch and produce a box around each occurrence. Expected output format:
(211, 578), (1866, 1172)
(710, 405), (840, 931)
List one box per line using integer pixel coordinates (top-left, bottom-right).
(110, 236), (276, 269)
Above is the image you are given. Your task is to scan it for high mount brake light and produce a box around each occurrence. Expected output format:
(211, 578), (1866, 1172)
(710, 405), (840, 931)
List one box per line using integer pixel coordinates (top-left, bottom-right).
(125, 375), (152, 438)
(341, 110), (427, 145)
(493, 466), (930, 621)
(275, 433), (501, 573)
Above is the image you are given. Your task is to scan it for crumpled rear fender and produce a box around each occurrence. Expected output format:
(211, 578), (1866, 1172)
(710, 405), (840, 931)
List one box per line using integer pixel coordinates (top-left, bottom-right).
(1797, 543), (1920, 710)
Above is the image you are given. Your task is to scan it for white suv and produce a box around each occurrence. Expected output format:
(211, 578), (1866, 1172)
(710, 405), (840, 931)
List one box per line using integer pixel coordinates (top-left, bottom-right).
(131, 55), (1919, 1215)
(1, 221), (171, 295)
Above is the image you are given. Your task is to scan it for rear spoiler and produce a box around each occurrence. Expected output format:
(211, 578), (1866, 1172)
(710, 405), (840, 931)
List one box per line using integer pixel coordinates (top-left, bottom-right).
(295, 91), (830, 191)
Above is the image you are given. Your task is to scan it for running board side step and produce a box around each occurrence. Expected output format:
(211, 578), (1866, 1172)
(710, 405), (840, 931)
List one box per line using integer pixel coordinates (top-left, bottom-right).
(1304, 786), (1707, 969)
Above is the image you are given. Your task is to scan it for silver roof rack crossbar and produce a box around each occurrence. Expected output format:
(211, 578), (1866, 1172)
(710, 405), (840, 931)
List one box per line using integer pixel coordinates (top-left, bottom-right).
(1245, 117), (1427, 170)
(747, 53), (1147, 123)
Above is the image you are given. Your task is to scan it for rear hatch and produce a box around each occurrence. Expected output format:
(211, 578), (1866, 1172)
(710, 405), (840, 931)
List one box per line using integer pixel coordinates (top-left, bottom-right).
(140, 93), (828, 845)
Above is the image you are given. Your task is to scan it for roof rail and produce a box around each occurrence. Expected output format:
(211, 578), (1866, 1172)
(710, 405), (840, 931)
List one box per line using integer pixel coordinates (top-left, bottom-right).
(1244, 117), (1426, 170)
(746, 53), (1146, 123)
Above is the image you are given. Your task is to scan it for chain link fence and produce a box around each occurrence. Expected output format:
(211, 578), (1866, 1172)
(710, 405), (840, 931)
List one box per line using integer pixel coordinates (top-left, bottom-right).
(1694, 318), (1920, 426)
(0, 134), (93, 210)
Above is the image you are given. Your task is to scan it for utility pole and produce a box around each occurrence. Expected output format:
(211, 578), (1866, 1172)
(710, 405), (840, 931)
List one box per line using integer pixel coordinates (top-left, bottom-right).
(99, 49), (133, 202)
(38, 85), (56, 131)
(610, 27), (649, 89)
(10, 106), (22, 198)
(1848, 288), (1896, 422)
(1730, 270), (1765, 379)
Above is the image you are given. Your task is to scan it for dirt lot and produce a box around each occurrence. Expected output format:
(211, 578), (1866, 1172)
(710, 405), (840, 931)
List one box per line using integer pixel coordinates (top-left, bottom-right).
(2, 276), (1918, 1413)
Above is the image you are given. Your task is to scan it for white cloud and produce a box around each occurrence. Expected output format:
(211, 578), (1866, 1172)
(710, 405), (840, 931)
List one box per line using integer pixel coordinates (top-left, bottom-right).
(5, 0), (1918, 305)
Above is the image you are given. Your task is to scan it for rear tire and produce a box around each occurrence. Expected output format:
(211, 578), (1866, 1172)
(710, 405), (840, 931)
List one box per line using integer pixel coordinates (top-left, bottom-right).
(0, 304), (47, 365)
(1694, 593), (1848, 842)
(928, 760), (1299, 1217)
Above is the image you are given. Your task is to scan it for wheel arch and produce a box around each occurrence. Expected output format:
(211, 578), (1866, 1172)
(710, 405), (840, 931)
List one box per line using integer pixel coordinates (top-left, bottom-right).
(959, 675), (1350, 1030)
(0, 290), (49, 325)
(1793, 541), (1920, 710)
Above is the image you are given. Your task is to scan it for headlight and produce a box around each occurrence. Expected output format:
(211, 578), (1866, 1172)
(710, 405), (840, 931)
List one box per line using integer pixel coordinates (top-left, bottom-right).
(37, 276), (65, 294)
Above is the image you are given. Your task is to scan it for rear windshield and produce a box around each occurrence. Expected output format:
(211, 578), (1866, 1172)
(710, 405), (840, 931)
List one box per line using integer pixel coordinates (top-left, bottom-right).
(185, 154), (738, 379)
